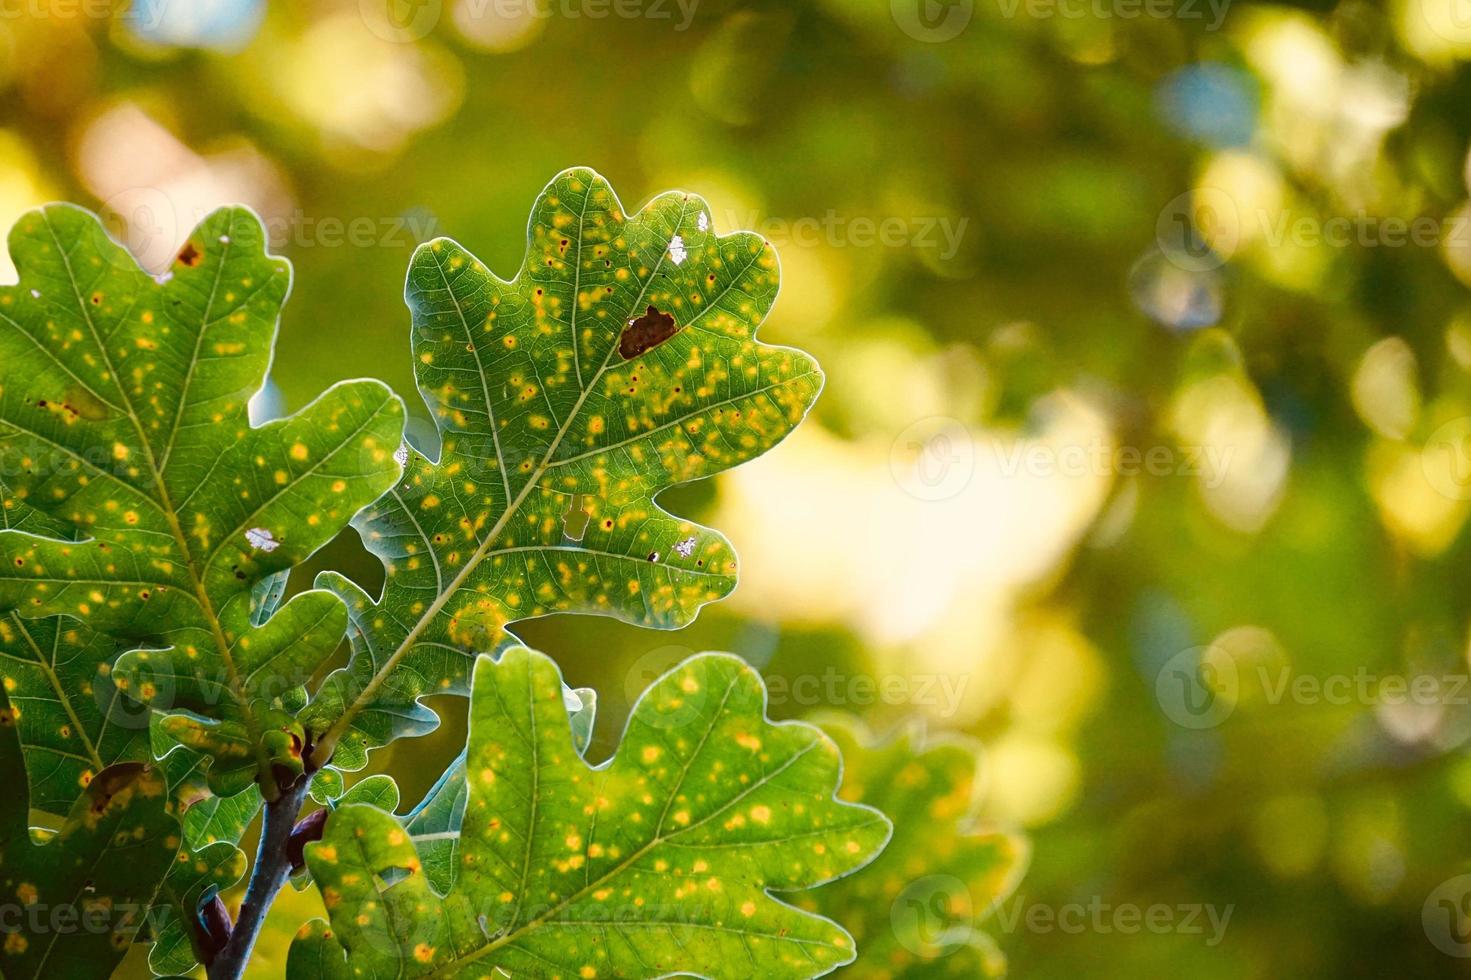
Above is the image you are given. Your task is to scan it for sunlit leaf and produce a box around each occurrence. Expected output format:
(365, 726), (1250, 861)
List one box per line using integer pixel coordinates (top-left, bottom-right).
(402, 683), (596, 894)
(0, 486), (150, 813)
(796, 719), (1029, 978)
(0, 204), (405, 795)
(290, 646), (888, 979)
(0, 490), (261, 976)
(304, 168), (820, 772)
(0, 613), (140, 812)
(334, 772), (401, 811)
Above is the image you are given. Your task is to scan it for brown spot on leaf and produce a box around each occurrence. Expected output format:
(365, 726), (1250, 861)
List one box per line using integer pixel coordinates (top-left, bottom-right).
(85, 762), (147, 813)
(176, 241), (203, 267)
(618, 305), (680, 360)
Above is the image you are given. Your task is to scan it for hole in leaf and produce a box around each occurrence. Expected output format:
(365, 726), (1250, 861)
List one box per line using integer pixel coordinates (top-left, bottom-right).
(562, 494), (592, 541)
(618, 306), (680, 360)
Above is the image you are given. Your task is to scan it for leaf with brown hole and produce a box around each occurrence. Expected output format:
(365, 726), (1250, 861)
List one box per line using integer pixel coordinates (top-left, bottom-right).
(617, 304), (681, 359)
(303, 168), (822, 775)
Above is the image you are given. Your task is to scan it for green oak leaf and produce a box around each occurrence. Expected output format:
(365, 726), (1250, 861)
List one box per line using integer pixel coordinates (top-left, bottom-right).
(0, 486), (262, 976)
(304, 167), (821, 772)
(0, 204), (405, 796)
(0, 484), (152, 814)
(289, 646), (889, 979)
(0, 684), (181, 978)
(402, 684), (596, 894)
(0, 613), (141, 813)
(334, 772), (402, 811)
(796, 719), (1029, 978)
(291, 773), (404, 886)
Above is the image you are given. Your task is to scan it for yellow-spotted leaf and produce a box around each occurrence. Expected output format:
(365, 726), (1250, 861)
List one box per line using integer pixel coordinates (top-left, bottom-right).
(146, 720), (263, 976)
(796, 720), (1029, 978)
(402, 683), (596, 893)
(0, 205), (405, 796)
(304, 168), (820, 772)
(0, 613), (141, 812)
(0, 484), (153, 813)
(0, 684), (181, 979)
(289, 647), (889, 979)
(0, 485), (258, 975)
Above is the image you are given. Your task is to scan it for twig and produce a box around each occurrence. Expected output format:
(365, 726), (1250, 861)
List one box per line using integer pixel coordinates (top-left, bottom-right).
(205, 776), (312, 980)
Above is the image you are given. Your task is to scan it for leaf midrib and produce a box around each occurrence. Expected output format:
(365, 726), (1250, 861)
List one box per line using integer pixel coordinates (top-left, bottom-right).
(40, 211), (271, 792)
(424, 720), (828, 978)
(2, 614), (106, 775)
(316, 197), (695, 758)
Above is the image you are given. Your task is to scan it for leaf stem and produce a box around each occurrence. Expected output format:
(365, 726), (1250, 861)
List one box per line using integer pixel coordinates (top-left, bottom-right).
(205, 775), (311, 980)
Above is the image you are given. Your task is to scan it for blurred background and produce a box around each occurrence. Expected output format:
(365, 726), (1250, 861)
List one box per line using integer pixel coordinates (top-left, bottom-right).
(6, 0), (1471, 975)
